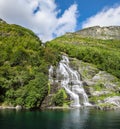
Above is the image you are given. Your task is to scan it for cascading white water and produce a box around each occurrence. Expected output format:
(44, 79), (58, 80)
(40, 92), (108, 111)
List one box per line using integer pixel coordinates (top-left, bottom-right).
(49, 55), (91, 108)
(49, 65), (54, 83)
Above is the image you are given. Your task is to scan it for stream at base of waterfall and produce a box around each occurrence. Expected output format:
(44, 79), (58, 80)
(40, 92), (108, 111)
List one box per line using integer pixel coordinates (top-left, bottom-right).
(49, 55), (91, 108)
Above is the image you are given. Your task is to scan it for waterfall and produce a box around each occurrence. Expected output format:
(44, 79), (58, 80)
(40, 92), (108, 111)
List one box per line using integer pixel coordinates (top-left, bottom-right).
(49, 55), (91, 108)
(49, 65), (54, 84)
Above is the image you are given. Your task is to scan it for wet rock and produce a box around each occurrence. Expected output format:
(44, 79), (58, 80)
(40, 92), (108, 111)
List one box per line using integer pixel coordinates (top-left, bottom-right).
(104, 96), (120, 107)
(16, 105), (22, 110)
(92, 91), (112, 96)
(45, 55), (120, 110)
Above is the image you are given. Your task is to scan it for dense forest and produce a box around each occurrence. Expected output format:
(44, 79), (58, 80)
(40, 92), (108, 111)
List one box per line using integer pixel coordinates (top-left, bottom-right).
(0, 21), (60, 109)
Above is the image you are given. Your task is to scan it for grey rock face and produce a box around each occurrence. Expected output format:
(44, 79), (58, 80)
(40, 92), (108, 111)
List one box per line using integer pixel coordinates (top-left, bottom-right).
(76, 26), (120, 40)
(0, 18), (6, 23)
(104, 96), (120, 107)
(69, 57), (120, 109)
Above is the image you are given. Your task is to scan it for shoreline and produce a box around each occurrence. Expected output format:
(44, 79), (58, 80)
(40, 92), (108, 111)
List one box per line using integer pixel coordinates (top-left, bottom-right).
(0, 105), (120, 111)
(0, 105), (22, 110)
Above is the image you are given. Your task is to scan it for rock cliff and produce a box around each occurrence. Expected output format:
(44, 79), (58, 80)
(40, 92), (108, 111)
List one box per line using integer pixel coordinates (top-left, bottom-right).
(76, 26), (120, 40)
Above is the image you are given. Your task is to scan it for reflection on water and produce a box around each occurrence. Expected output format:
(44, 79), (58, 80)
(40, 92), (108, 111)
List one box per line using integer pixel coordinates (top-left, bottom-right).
(86, 109), (120, 129)
(62, 108), (89, 129)
(0, 108), (120, 129)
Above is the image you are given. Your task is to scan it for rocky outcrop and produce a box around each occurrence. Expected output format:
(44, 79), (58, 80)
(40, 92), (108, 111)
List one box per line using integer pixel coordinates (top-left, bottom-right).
(0, 105), (22, 110)
(76, 26), (120, 40)
(69, 57), (120, 109)
(42, 55), (120, 110)
(104, 96), (120, 107)
(0, 18), (6, 23)
(47, 56), (91, 108)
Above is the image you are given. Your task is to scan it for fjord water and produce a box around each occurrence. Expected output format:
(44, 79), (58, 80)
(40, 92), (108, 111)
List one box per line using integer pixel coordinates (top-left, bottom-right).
(0, 109), (120, 129)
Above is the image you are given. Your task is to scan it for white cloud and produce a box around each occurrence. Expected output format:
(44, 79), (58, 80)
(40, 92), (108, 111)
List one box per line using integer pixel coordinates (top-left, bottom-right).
(0, 0), (78, 42)
(55, 4), (78, 36)
(82, 5), (120, 28)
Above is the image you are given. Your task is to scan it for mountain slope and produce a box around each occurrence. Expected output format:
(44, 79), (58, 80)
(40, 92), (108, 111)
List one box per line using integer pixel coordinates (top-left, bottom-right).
(0, 19), (120, 110)
(47, 26), (120, 109)
(76, 26), (120, 40)
(47, 30), (120, 79)
(0, 20), (60, 109)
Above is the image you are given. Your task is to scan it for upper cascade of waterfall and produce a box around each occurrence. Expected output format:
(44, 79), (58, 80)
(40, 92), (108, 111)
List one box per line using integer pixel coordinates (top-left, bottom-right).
(49, 55), (91, 108)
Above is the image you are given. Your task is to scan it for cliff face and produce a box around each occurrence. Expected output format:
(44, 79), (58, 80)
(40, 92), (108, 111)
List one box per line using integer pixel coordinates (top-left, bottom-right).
(43, 55), (120, 110)
(70, 57), (120, 109)
(76, 26), (120, 40)
(42, 55), (120, 110)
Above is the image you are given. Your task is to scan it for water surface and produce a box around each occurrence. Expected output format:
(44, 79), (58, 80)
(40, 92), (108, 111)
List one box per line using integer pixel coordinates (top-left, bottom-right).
(0, 108), (120, 129)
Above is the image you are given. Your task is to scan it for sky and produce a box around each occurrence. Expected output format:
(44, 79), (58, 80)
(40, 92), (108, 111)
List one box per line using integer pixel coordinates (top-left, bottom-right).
(0, 0), (120, 42)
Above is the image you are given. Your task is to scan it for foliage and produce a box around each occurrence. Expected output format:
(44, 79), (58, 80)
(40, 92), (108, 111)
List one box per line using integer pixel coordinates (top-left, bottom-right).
(47, 34), (120, 79)
(14, 73), (48, 109)
(92, 83), (105, 91)
(52, 89), (67, 106)
(0, 21), (60, 109)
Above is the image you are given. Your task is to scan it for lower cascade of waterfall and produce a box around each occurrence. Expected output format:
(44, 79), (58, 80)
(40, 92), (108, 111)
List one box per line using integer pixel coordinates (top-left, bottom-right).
(49, 55), (91, 108)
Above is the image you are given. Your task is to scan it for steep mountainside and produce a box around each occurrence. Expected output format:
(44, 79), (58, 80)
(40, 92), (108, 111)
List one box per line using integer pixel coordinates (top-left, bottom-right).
(48, 31), (120, 79)
(76, 26), (120, 40)
(0, 19), (120, 110)
(0, 19), (60, 109)
(47, 26), (120, 109)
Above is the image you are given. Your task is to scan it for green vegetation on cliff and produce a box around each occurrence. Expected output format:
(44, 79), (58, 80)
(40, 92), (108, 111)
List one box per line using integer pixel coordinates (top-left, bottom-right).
(47, 33), (120, 79)
(0, 21), (60, 109)
(52, 89), (68, 106)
